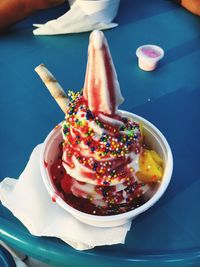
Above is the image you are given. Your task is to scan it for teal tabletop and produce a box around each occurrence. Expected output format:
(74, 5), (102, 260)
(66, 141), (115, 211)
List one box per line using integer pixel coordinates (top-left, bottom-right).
(1, 0), (200, 266)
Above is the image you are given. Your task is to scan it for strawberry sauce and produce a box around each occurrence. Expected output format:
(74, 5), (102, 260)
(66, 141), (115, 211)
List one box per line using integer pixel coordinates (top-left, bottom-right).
(49, 149), (147, 216)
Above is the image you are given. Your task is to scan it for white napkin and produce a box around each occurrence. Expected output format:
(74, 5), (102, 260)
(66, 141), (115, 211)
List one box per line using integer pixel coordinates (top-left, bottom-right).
(33, 0), (120, 35)
(0, 145), (131, 251)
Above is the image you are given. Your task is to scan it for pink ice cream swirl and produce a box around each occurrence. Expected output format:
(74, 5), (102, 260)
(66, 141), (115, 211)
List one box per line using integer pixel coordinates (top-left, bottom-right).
(61, 31), (149, 212)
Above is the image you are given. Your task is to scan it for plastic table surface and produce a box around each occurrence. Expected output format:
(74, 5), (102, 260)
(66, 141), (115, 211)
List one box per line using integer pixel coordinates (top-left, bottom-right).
(0, 245), (16, 267)
(1, 0), (200, 266)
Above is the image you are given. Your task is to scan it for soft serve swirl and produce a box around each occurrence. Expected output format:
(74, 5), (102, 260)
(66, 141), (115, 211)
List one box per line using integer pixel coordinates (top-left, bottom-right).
(56, 30), (163, 213)
(61, 91), (149, 209)
(62, 91), (143, 185)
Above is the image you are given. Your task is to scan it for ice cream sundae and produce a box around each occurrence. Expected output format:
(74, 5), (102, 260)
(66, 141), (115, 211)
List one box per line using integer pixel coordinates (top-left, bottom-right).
(35, 30), (163, 216)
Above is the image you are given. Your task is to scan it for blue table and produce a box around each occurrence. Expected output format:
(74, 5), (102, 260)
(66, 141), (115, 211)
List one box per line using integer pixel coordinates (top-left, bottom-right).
(1, 0), (200, 266)
(0, 245), (16, 267)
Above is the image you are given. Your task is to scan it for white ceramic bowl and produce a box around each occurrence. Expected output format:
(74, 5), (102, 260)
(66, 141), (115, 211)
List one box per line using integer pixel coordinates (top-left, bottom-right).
(40, 111), (173, 227)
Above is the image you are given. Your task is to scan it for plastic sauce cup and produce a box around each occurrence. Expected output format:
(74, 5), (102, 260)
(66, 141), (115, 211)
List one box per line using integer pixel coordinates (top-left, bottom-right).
(136, 45), (164, 71)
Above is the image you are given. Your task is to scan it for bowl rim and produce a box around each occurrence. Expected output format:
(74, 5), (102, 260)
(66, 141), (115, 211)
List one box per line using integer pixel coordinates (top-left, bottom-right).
(136, 44), (164, 61)
(40, 110), (173, 222)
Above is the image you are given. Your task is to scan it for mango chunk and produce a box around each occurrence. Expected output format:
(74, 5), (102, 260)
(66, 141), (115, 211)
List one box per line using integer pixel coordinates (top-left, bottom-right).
(136, 149), (163, 183)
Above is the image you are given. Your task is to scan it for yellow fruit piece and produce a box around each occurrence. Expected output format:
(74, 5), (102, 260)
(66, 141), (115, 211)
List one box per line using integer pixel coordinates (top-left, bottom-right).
(136, 149), (163, 183)
(139, 122), (143, 136)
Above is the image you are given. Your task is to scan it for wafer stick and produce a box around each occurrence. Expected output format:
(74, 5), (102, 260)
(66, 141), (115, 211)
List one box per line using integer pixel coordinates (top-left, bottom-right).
(35, 64), (69, 114)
